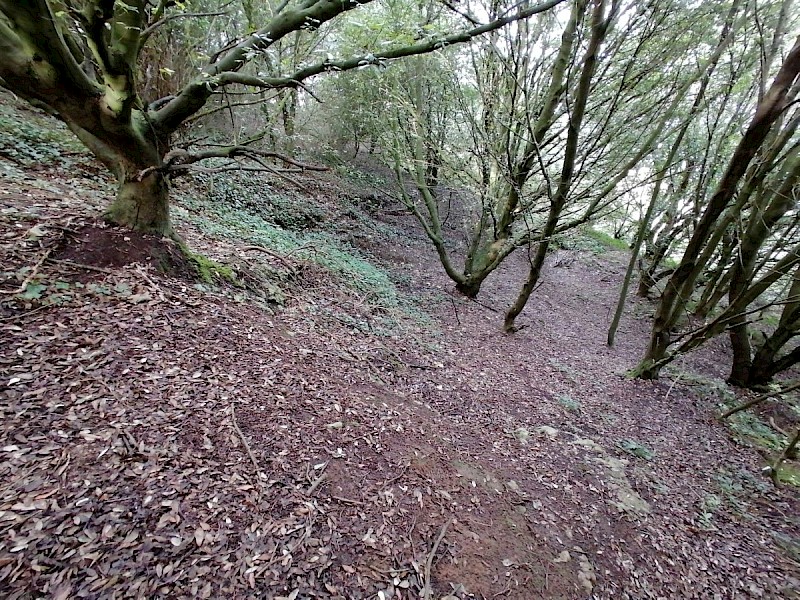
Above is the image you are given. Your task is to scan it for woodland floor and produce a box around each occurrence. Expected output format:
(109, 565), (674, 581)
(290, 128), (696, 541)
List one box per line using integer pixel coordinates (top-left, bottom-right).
(1, 105), (800, 599)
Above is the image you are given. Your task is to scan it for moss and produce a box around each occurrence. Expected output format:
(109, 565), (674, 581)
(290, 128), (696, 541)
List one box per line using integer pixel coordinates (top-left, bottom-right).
(776, 462), (800, 487)
(182, 248), (238, 286)
(583, 227), (630, 251)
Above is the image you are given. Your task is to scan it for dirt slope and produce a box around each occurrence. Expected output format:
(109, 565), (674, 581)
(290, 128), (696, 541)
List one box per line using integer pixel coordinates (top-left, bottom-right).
(1, 111), (798, 598)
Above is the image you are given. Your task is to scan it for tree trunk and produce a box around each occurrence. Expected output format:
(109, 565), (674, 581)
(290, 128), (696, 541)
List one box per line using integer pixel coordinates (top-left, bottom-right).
(747, 267), (800, 385)
(505, 205), (563, 332)
(66, 122), (173, 236)
(504, 0), (613, 332)
(727, 320), (752, 386)
(106, 169), (172, 236)
(728, 149), (800, 384)
(634, 35), (800, 379)
(456, 280), (482, 298)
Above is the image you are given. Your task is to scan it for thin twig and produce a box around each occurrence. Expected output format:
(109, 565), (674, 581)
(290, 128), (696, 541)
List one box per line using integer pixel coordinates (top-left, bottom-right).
(242, 154), (312, 194)
(241, 245), (295, 271)
(770, 416), (789, 437)
(664, 367), (683, 399)
(230, 402), (261, 476)
(720, 381), (800, 419)
(422, 519), (453, 600)
(1, 249), (52, 295)
(306, 462), (328, 496)
(134, 265), (167, 301)
(47, 258), (116, 274)
(450, 296), (461, 325)
(331, 495), (364, 505)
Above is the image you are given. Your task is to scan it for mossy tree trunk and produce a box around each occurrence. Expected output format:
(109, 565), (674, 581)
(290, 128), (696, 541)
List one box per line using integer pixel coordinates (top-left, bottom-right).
(107, 169), (171, 235)
(63, 113), (172, 235)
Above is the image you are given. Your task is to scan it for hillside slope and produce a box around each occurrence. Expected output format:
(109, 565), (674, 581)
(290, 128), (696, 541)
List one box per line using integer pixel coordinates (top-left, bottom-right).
(1, 95), (798, 599)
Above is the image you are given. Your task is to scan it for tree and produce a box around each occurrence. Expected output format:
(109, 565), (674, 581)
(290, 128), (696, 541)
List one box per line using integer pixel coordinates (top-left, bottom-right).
(0, 0), (562, 236)
(379, 0), (589, 298)
(633, 34), (800, 380)
(606, 0), (744, 345)
(377, 0), (710, 305)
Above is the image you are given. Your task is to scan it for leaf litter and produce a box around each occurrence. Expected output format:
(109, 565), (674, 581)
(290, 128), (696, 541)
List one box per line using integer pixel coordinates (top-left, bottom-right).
(0, 157), (798, 599)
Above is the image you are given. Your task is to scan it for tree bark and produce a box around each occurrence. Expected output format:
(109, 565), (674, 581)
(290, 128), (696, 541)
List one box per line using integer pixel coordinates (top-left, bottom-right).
(728, 149), (800, 384)
(106, 169), (171, 235)
(747, 266), (800, 385)
(634, 35), (800, 379)
(505, 0), (613, 332)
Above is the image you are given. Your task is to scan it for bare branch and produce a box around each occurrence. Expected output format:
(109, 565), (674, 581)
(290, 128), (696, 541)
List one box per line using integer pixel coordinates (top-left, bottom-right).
(153, 0), (565, 132)
(140, 10), (228, 43)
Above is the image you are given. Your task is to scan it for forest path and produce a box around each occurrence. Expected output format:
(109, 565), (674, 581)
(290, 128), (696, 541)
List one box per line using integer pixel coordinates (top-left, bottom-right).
(0, 154), (798, 599)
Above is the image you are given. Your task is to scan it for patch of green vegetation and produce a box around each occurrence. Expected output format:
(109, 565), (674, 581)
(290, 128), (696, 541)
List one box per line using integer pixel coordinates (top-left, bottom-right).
(198, 172), (325, 232)
(178, 191), (391, 299)
(0, 97), (86, 166)
(336, 198), (399, 237)
(757, 312), (780, 328)
(183, 249), (238, 285)
(553, 227), (628, 254)
(665, 369), (737, 404)
(174, 175), (434, 334)
(583, 227), (629, 251)
(712, 470), (750, 517)
(558, 394), (581, 411)
(775, 461), (800, 487)
(726, 411), (785, 451)
(697, 467), (792, 529)
(662, 257), (679, 269)
(697, 493), (722, 530)
(773, 532), (800, 563)
(334, 164), (389, 190)
(308, 145), (345, 168)
(617, 439), (655, 460)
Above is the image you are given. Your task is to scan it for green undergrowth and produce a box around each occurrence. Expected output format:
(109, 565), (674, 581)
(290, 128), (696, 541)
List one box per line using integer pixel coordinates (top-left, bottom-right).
(665, 369), (795, 474)
(182, 248), (238, 285)
(554, 226), (629, 254)
(0, 93), (87, 167)
(666, 369), (736, 403)
(776, 462), (800, 487)
(618, 438), (655, 460)
(334, 163), (390, 191)
(199, 172), (325, 231)
(175, 172), (432, 333)
(696, 468), (770, 529)
(726, 410), (786, 451)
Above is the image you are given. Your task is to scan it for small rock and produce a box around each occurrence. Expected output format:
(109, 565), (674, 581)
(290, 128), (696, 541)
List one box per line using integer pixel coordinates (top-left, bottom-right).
(536, 425), (559, 439)
(553, 550), (571, 563)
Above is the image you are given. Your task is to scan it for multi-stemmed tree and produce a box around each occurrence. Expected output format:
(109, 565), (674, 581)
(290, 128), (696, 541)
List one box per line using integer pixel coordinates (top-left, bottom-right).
(0, 0), (562, 236)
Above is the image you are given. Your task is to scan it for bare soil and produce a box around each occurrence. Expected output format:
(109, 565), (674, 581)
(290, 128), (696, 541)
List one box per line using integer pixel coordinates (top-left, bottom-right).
(54, 224), (191, 278)
(1, 154), (798, 600)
